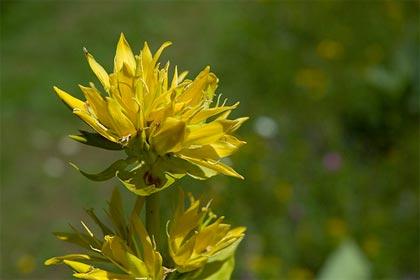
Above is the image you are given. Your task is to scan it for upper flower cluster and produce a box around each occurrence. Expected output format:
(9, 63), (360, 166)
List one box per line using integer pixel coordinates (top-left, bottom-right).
(55, 33), (247, 195)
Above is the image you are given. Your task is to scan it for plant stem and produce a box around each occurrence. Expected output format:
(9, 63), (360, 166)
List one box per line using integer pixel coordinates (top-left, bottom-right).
(146, 192), (160, 248)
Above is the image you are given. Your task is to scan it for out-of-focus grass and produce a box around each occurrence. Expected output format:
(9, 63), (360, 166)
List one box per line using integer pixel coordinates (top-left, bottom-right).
(1, 1), (418, 279)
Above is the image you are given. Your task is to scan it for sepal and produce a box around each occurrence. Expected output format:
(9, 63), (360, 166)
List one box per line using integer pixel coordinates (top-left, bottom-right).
(70, 130), (124, 150)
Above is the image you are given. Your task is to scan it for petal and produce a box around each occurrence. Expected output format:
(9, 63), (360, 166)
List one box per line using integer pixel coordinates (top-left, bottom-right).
(101, 235), (148, 277)
(208, 235), (245, 263)
(106, 97), (137, 138)
(189, 102), (239, 124)
(217, 117), (249, 133)
(54, 86), (85, 110)
(79, 85), (113, 128)
(178, 136), (245, 160)
(209, 135), (246, 158)
(178, 146), (220, 161)
(178, 67), (218, 106)
(73, 110), (118, 143)
(184, 122), (224, 147)
(114, 33), (136, 74)
(45, 255), (88, 266)
(140, 42), (153, 76)
(178, 155), (244, 179)
(131, 215), (163, 280)
(73, 269), (134, 280)
(62, 260), (92, 273)
(83, 49), (110, 92)
(151, 117), (186, 155)
(152, 41), (172, 66)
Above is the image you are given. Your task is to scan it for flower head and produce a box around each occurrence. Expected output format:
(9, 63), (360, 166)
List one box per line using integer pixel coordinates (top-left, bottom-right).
(55, 33), (247, 195)
(168, 191), (246, 272)
(45, 188), (164, 280)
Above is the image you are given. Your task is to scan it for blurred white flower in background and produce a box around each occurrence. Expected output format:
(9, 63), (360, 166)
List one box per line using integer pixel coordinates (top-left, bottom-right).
(31, 129), (51, 150)
(253, 116), (278, 139)
(43, 157), (65, 178)
(58, 136), (80, 156)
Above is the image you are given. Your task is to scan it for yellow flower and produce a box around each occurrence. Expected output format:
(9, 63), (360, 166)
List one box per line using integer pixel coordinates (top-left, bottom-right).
(168, 191), (246, 272)
(45, 188), (164, 280)
(55, 33), (247, 195)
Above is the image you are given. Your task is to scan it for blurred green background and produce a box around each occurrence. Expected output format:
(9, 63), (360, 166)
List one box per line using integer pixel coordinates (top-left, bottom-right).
(1, 1), (419, 279)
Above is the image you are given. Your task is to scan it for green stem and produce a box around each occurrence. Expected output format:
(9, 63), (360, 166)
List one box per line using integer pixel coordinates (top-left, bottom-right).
(146, 192), (160, 248)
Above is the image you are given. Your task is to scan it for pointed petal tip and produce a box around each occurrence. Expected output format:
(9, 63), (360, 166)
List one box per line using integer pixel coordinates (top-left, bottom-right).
(118, 32), (127, 43)
(162, 41), (173, 48)
(44, 258), (55, 266)
(68, 162), (79, 171)
(82, 47), (88, 55)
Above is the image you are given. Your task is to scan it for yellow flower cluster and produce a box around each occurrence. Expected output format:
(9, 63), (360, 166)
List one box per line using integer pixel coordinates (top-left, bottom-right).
(55, 33), (247, 195)
(169, 191), (246, 272)
(45, 189), (245, 280)
(47, 34), (247, 280)
(45, 189), (164, 280)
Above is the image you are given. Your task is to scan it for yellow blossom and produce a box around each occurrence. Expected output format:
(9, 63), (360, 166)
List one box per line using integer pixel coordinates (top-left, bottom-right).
(168, 191), (246, 273)
(326, 217), (347, 238)
(45, 188), (164, 280)
(316, 39), (344, 60)
(55, 33), (247, 195)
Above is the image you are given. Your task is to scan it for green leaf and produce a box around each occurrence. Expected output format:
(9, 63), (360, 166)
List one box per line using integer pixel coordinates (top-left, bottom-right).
(85, 208), (113, 236)
(70, 159), (128, 182)
(106, 188), (127, 239)
(70, 130), (123, 150)
(53, 231), (93, 250)
(318, 240), (371, 280)
(181, 256), (235, 280)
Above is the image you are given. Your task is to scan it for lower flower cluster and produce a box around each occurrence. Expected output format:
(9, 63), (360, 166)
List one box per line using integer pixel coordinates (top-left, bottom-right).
(45, 188), (245, 280)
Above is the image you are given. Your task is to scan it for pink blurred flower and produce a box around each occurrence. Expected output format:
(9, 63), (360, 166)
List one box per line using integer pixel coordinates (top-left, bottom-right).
(323, 152), (342, 172)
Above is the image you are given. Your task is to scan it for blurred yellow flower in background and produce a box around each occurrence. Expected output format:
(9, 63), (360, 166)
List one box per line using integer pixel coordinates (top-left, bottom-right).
(54, 33), (247, 195)
(316, 39), (344, 60)
(326, 217), (348, 239)
(363, 236), (381, 257)
(288, 267), (314, 280)
(275, 181), (293, 204)
(16, 254), (36, 275)
(294, 68), (328, 99)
